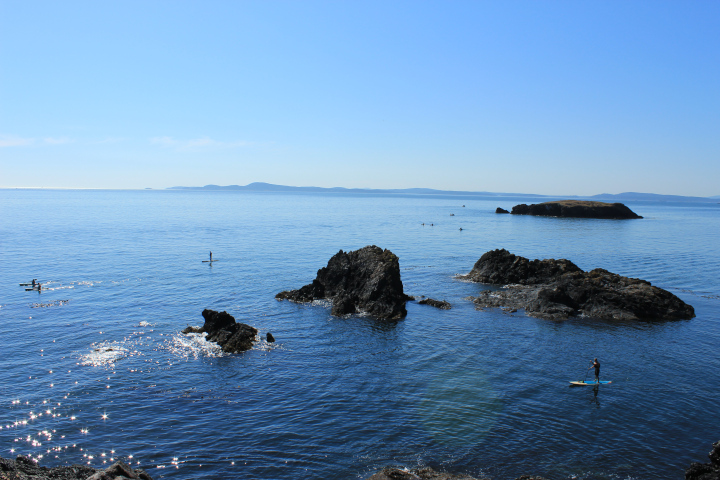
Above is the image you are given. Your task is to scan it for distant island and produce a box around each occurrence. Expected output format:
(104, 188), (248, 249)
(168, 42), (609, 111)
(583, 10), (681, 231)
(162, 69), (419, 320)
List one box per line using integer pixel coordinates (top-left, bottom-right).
(168, 182), (719, 203)
(508, 200), (643, 219)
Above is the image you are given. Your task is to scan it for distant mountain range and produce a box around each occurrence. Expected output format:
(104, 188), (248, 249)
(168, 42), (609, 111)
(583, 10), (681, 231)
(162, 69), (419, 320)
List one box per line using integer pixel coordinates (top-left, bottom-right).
(169, 182), (720, 203)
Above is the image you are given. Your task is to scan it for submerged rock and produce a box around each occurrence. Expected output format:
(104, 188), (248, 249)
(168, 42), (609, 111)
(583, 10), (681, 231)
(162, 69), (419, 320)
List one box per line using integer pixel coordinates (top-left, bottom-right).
(0, 456), (152, 480)
(686, 440), (720, 480)
(276, 245), (410, 320)
(462, 249), (695, 321)
(418, 298), (452, 310)
(495, 207), (510, 214)
(366, 466), (486, 480)
(182, 309), (258, 353)
(510, 200), (642, 219)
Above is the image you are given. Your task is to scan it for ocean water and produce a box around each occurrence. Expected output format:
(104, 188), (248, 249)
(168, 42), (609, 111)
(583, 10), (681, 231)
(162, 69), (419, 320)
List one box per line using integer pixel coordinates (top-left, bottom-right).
(1, 189), (719, 480)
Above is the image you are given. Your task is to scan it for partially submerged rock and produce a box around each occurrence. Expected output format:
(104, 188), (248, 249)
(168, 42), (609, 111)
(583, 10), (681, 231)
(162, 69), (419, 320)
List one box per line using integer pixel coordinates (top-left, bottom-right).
(0, 456), (152, 480)
(418, 298), (452, 310)
(462, 249), (695, 321)
(511, 200), (642, 219)
(686, 440), (720, 480)
(182, 309), (258, 353)
(276, 245), (410, 320)
(366, 466), (485, 480)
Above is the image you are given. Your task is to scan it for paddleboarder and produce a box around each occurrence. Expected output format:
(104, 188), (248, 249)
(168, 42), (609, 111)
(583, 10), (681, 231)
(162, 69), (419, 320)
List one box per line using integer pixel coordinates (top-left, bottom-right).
(210, 251), (213, 262)
(588, 358), (600, 383)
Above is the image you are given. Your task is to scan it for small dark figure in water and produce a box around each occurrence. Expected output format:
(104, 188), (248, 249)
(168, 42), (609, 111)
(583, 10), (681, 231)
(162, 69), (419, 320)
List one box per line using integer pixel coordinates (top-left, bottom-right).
(31, 279), (36, 286)
(588, 358), (600, 383)
(210, 251), (213, 262)
(459, 228), (463, 231)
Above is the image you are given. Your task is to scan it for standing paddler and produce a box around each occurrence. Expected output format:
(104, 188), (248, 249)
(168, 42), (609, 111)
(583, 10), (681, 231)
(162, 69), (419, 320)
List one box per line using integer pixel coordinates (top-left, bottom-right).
(588, 358), (600, 383)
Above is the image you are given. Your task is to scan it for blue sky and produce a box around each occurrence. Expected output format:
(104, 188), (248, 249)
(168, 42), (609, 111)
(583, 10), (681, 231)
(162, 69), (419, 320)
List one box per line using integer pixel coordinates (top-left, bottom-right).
(1, 1), (718, 195)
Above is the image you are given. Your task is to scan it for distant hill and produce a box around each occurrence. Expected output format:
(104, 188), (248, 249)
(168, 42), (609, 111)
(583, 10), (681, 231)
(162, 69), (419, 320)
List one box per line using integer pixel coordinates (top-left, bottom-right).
(169, 182), (547, 198)
(168, 183), (719, 203)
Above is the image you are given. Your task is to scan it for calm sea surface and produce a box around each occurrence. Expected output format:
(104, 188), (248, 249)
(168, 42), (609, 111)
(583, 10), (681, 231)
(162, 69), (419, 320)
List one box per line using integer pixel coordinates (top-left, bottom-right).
(1, 189), (719, 480)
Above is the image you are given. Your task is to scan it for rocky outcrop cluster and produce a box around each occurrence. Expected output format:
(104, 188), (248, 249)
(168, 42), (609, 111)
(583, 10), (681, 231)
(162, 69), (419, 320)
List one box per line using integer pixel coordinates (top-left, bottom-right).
(463, 249), (695, 321)
(418, 298), (452, 310)
(686, 440), (720, 480)
(0, 456), (152, 480)
(182, 309), (258, 353)
(510, 200), (642, 219)
(276, 245), (410, 320)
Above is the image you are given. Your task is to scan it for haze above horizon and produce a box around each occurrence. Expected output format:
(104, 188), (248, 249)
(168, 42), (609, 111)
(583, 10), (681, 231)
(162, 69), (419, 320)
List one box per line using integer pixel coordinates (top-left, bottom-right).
(1, 1), (718, 196)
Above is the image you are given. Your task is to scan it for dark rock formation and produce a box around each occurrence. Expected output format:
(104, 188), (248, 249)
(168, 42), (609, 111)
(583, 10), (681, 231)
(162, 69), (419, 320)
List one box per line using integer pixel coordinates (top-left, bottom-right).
(418, 298), (452, 310)
(266, 332), (275, 343)
(182, 309), (258, 353)
(0, 456), (152, 480)
(686, 440), (720, 480)
(510, 200), (642, 219)
(462, 249), (695, 321)
(495, 207), (510, 214)
(366, 466), (486, 480)
(276, 245), (410, 320)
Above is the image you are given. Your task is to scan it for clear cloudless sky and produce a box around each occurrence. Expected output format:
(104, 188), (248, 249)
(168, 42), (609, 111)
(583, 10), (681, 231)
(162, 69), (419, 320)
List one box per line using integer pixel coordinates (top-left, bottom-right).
(1, 1), (718, 195)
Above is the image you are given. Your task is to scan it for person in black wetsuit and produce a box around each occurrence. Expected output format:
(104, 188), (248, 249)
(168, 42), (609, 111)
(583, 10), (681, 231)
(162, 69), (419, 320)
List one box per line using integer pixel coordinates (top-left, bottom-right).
(588, 358), (600, 383)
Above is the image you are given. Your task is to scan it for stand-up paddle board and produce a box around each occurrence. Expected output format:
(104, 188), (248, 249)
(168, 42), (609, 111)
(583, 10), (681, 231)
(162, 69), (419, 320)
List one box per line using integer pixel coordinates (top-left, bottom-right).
(570, 380), (612, 386)
(19, 282), (38, 286)
(202, 260), (218, 263)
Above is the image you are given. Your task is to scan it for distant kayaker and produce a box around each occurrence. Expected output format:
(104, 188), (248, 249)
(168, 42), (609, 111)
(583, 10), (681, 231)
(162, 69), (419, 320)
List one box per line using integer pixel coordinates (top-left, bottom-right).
(588, 358), (600, 383)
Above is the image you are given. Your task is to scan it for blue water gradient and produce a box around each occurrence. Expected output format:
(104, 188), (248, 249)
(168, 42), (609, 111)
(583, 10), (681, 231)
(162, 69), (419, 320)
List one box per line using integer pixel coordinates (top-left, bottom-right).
(1, 189), (719, 479)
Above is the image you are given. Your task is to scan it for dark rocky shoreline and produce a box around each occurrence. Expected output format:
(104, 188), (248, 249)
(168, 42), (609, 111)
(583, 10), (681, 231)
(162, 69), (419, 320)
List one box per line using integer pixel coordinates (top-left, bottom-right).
(0, 456), (152, 480)
(508, 200), (642, 219)
(463, 249), (695, 321)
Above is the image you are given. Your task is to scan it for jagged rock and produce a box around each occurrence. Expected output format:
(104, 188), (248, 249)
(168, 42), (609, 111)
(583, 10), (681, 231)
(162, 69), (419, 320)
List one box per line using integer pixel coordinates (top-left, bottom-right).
(0, 456), (152, 480)
(686, 440), (720, 480)
(462, 249), (695, 321)
(266, 332), (275, 343)
(418, 298), (452, 310)
(276, 245), (410, 320)
(510, 200), (642, 219)
(366, 466), (486, 480)
(182, 309), (258, 353)
(495, 207), (510, 214)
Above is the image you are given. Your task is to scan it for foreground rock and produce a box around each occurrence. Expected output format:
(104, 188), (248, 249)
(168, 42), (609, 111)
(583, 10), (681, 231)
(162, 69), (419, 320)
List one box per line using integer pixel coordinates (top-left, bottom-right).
(418, 298), (452, 310)
(463, 249), (695, 321)
(495, 207), (509, 214)
(686, 440), (720, 480)
(276, 245), (410, 319)
(0, 456), (152, 480)
(182, 309), (258, 353)
(510, 200), (642, 219)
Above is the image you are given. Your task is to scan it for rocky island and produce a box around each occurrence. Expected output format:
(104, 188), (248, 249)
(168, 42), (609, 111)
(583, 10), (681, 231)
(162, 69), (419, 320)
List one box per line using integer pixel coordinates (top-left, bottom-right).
(462, 249), (695, 321)
(182, 309), (258, 353)
(276, 245), (410, 319)
(509, 200), (642, 219)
